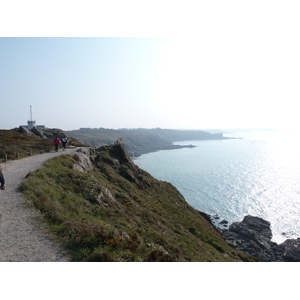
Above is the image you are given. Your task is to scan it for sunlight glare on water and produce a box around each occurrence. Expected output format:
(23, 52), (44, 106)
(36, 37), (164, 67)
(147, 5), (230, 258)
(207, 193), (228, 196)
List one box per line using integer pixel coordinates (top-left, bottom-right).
(135, 130), (300, 244)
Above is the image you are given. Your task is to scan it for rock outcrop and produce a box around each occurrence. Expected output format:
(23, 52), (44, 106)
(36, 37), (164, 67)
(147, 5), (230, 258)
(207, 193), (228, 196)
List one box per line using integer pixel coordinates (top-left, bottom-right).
(95, 139), (151, 186)
(72, 147), (96, 173)
(18, 126), (35, 136)
(218, 215), (300, 262)
(30, 126), (47, 138)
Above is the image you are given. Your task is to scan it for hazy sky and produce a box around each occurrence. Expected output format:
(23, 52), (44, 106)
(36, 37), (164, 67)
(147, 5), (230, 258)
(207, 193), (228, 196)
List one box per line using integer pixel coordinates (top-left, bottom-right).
(1, 1), (300, 131)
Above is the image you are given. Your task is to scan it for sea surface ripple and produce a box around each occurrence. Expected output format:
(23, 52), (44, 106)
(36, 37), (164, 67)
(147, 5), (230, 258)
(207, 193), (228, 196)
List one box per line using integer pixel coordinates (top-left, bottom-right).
(134, 130), (300, 244)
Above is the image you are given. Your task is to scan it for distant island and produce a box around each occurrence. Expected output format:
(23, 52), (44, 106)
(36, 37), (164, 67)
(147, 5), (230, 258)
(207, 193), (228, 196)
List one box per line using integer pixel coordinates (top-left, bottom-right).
(67, 128), (234, 157)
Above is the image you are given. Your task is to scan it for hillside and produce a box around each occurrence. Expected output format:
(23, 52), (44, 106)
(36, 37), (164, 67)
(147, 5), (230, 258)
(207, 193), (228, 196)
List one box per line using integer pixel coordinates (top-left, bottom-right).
(0, 127), (87, 162)
(20, 139), (256, 262)
(67, 128), (229, 157)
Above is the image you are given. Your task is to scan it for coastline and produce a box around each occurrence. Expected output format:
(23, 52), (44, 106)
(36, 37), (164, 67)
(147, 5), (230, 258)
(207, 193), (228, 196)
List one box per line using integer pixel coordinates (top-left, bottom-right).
(128, 136), (238, 158)
(130, 144), (196, 158)
(135, 146), (300, 261)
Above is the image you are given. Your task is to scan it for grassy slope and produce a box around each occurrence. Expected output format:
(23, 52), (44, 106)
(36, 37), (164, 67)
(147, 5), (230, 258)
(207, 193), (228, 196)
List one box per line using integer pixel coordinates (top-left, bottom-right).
(20, 144), (256, 262)
(0, 129), (53, 162)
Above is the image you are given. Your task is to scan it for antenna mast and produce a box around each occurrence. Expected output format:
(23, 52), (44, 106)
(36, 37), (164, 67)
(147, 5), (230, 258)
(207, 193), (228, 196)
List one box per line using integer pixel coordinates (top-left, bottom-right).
(27, 105), (36, 130)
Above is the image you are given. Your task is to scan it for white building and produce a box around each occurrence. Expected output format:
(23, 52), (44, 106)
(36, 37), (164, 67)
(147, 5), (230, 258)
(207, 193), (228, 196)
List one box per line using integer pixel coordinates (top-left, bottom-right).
(27, 119), (36, 130)
(21, 106), (45, 130)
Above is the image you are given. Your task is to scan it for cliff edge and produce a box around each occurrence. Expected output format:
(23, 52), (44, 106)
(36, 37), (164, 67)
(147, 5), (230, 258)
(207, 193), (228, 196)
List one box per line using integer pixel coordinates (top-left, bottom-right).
(21, 139), (255, 262)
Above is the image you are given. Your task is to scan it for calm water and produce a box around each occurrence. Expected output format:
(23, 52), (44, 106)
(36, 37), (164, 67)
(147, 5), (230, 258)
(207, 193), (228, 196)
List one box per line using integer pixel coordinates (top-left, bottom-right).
(134, 130), (300, 244)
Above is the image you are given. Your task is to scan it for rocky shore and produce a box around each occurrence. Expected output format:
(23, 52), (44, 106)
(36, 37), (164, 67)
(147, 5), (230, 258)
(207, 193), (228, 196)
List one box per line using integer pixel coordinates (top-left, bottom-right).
(212, 215), (300, 262)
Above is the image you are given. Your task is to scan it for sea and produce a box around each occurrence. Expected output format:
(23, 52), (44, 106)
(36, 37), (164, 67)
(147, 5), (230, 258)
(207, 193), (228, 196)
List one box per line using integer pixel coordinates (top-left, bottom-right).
(134, 129), (300, 244)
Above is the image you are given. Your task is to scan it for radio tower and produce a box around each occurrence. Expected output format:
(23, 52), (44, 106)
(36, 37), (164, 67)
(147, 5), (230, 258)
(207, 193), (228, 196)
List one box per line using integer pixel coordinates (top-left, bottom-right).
(27, 105), (36, 130)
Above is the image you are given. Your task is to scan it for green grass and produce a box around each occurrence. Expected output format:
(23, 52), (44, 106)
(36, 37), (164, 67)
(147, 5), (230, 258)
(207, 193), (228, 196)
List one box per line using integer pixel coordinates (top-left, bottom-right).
(20, 148), (257, 262)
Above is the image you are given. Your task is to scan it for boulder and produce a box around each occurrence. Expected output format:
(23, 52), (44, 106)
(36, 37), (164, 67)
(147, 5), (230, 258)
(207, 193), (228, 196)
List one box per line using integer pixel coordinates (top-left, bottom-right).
(242, 215), (272, 239)
(72, 148), (96, 172)
(220, 215), (300, 262)
(30, 126), (47, 138)
(282, 238), (300, 262)
(89, 184), (117, 208)
(18, 126), (35, 136)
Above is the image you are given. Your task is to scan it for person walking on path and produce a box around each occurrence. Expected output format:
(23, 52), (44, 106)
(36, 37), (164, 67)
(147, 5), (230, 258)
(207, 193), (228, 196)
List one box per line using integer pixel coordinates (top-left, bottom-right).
(53, 136), (60, 152)
(0, 167), (5, 190)
(61, 136), (68, 151)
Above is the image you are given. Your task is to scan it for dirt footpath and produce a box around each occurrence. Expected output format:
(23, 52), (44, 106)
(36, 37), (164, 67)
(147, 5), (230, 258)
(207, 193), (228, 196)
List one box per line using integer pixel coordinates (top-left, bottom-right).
(0, 148), (82, 262)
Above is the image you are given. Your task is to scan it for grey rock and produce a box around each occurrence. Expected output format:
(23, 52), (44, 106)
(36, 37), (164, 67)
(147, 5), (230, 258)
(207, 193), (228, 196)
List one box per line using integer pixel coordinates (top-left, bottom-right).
(93, 184), (116, 207)
(30, 126), (47, 138)
(72, 148), (96, 172)
(18, 126), (35, 136)
(219, 215), (300, 262)
(282, 238), (300, 262)
(220, 219), (228, 225)
(242, 215), (272, 240)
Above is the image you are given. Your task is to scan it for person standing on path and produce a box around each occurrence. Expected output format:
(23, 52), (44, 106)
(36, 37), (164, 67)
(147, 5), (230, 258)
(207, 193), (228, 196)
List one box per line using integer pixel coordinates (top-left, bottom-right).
(53, 136), (60, 152)
(61, 136), (68, 151)
(0, 167), (5, 190)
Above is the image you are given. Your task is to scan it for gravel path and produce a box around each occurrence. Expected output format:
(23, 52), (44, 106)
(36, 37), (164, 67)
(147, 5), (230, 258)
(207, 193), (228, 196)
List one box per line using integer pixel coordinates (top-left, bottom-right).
(0, 148), (82, 262)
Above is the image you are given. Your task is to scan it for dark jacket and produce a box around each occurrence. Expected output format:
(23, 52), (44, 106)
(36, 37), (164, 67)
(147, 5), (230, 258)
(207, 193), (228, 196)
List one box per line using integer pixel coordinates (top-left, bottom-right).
(0, 168), (5, 187)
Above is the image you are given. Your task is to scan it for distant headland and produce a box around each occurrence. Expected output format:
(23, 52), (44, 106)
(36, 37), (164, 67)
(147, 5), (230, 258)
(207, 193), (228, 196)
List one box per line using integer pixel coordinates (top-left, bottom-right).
(67, 127), (236, 157)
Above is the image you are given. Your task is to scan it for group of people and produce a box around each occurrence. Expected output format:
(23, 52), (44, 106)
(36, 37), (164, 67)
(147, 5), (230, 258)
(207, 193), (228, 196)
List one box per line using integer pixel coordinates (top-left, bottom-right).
(53, 136), (68, 152)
